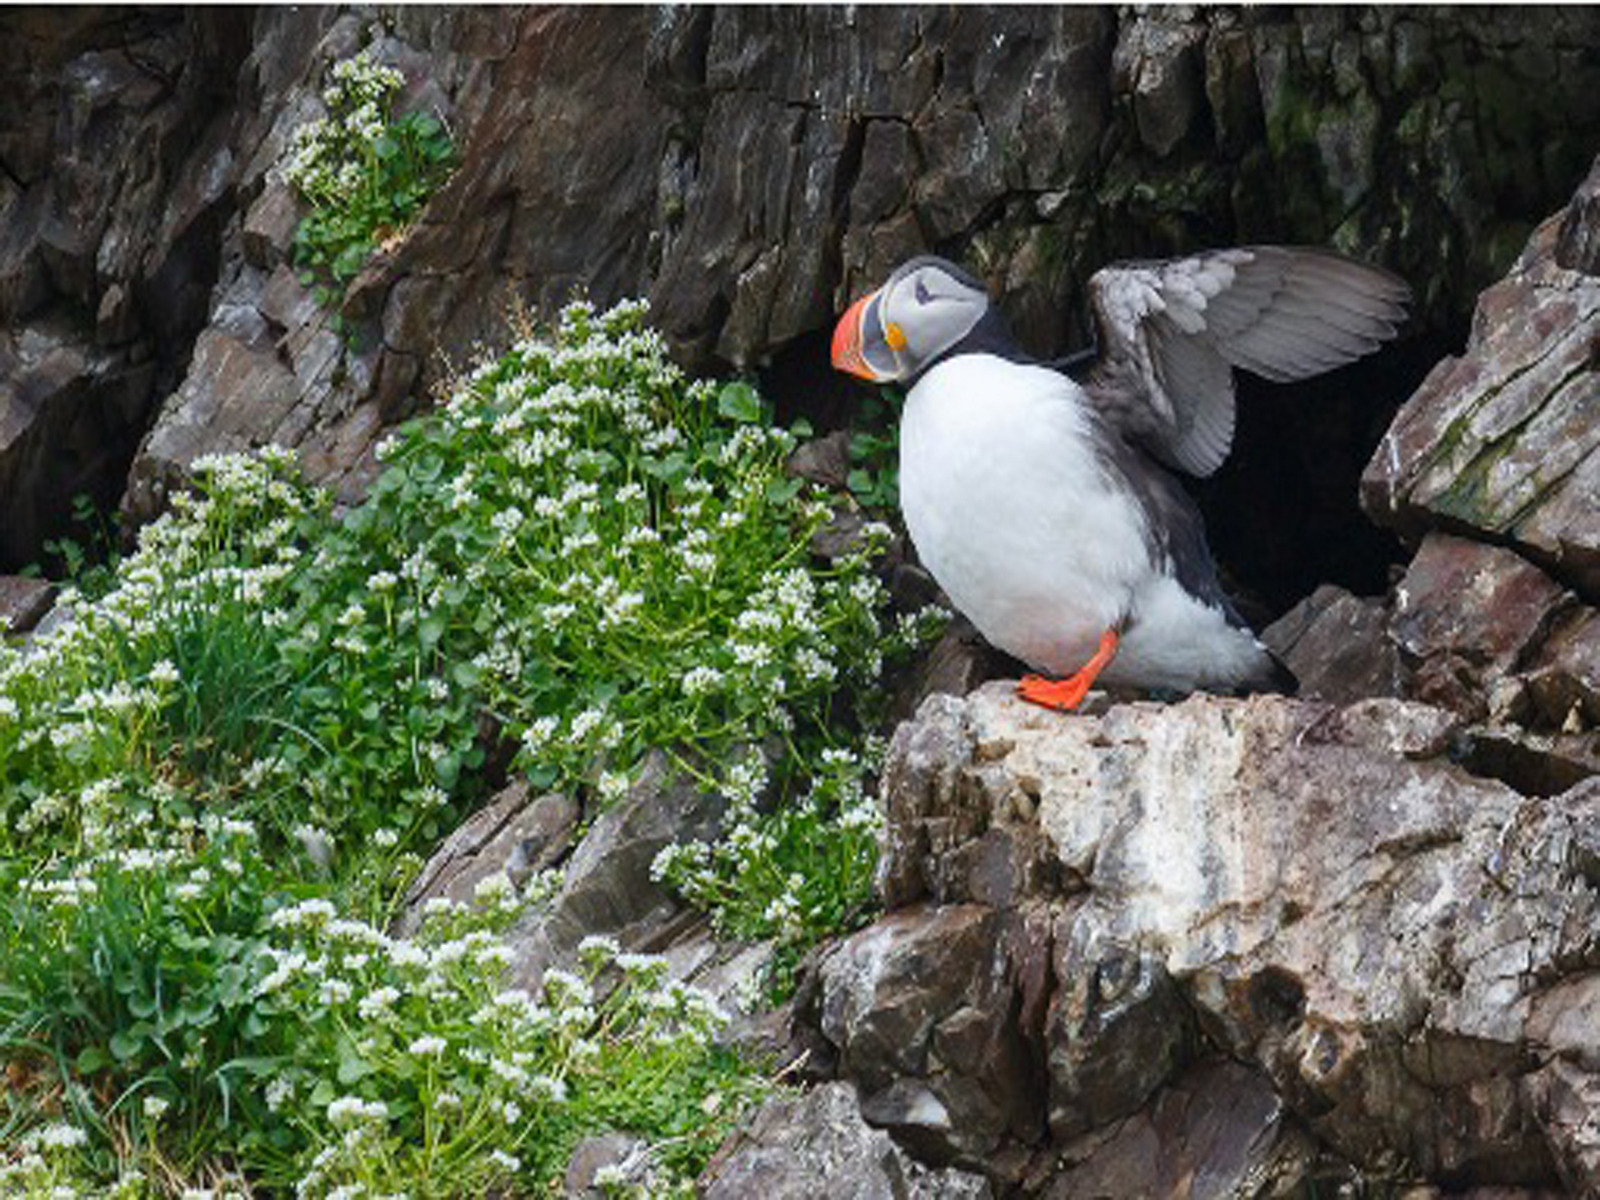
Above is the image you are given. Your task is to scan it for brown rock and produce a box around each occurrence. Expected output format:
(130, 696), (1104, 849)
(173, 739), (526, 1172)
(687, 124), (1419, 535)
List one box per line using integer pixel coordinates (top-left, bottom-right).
(1262, 583), (1402, 704)
(1389, 534), (1574, 720)
(1040, 1060), (1316, 1200)
(875, 684), (1600, 1187)
(1113, 13), (1208, 157)
(1524, 607), (1600, 729)
(1555, 153), (1600, 276)
(785, 430), (851, 491)
(816, 904), (1044, 1165)
(0, 11), (251, 563)
(122, 324), (304, 524)
(0, 576), (56, 634)
(1363, 159), (1600, 596)
(1046, 914), (1194, 1141)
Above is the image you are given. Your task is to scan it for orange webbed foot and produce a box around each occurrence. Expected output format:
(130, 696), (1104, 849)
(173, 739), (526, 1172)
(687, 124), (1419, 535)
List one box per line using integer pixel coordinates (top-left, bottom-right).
(1016, 629), (1121, 714)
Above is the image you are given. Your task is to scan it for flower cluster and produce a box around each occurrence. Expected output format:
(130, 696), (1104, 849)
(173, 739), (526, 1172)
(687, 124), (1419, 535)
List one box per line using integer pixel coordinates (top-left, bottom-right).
(282, 52), (408, 208)
(0, 296), (942, 1190)
(257, 896), (745, 1197)
(652, 739), (892, 996)
(4, 824), (748, 1196)
(357, 297), (936, 817)
(280, 46), (455, 304)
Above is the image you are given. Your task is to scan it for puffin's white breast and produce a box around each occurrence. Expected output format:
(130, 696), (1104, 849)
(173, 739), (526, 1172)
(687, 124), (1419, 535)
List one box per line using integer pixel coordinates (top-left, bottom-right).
(899, 354), (1275, 691)
(898, 355), (1151, 676)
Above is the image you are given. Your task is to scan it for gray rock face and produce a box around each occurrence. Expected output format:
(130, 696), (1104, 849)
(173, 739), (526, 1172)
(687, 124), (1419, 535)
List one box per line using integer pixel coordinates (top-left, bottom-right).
(0, 576), (56, 635)
(0, 10), (250, 566)
(841, 682), (1600, 1191)
(1040, 1060), (1316, 1200)
(699, 1081), (993, 1199)
(0, 323), (157, 569)
(398, 748), (779, 1030)
(1363, 155), (1600, 598)
(1261, 583), (1401, 705)
(497, 750), (725, 993)
(123, 9), (467, 521)
(395, 780), (578, 938)
(1, 7), (1583, 553)
(562, 1131), (650, 1198)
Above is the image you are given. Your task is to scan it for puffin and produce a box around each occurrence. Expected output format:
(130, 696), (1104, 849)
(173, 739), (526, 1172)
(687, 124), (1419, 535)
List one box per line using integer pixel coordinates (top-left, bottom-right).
(830, 247), (1410, 711)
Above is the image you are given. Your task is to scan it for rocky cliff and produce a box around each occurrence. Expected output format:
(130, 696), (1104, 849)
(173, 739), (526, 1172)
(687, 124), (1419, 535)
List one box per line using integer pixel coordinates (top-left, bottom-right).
(2, 5), (1597, 572)
(4, 6), (1600, 1196)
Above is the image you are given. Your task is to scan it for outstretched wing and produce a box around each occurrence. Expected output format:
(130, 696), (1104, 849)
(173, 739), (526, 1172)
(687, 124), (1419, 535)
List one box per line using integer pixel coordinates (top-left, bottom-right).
(1084, 246), (1411, 477)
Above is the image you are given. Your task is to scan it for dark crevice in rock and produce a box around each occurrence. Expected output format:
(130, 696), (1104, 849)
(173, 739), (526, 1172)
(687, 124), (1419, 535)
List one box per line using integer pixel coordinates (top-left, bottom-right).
(759, 328), (860, 437)
(1248, 966), (1308, 1032)
(1196, 324), (1465, 617)
(830, 115), (868, 226)
(1448, 728), (1599, 800)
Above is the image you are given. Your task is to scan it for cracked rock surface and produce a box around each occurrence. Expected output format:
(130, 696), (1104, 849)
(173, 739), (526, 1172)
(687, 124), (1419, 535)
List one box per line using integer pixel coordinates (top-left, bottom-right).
(1363, 153), (1600, 598)
(8, 8), (1599, 563)
(821, 682), (1600, 1192)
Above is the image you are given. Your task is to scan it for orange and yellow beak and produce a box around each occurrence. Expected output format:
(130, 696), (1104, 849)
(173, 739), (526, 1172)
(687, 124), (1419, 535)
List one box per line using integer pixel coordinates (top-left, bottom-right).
(831, 289), (883, 381)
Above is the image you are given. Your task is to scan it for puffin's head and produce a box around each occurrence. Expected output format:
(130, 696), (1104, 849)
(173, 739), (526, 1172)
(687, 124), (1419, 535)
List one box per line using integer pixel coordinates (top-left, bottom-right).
(831, 256), (991, 383)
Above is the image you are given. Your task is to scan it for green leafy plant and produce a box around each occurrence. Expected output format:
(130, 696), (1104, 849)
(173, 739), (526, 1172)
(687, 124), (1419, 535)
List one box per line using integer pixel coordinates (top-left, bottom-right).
(0, 830), (754, 1196)
(847, 386), (904, 509)
(283, 50), (456, 318)
(653, 742), (889, 998)
(21, 492), (123, 602)
(0, 817), (273, 1185)
(248, 911), (758, 1196)
(0, 297), (946, 1190)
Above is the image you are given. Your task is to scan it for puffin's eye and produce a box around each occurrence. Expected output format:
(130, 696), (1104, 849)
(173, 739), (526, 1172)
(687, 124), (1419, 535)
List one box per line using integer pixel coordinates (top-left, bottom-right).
(914, 278), (933, 305)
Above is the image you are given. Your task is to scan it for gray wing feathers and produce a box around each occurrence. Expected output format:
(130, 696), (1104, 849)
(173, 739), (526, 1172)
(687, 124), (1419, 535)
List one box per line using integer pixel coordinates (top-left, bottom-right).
(1086, 246), (1410, 476)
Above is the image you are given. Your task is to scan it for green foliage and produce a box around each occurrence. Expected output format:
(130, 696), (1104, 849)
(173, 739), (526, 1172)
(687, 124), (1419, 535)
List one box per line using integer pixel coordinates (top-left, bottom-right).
(243, 896), (756, 1196)
(0, 842), (751, 1196)
(21, 492), (123, 602)
(653, 744), (881, 999)
(284, 50), (456, 313)
(0, 298), (946, 1191)
(0, 818), (272, 1185)
(847, 386), (904, 509)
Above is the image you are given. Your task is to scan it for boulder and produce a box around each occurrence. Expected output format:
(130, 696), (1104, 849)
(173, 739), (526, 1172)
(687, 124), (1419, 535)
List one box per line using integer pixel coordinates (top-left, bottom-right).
(815, 904), (1044, 1166)
(1363, 154), (1600, 598)
(0, 576), (56, 635)
(1261, 583), (1401, 704)
(852, 683), (1600, 1191)
(395, 780), (578, 938)
(699, 1081), (993, 1199)
(1389, 533), (1576, 722)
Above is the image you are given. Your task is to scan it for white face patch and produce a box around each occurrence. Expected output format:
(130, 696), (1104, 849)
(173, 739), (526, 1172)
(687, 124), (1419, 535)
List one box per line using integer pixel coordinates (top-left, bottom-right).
(875, 261), (989, 379)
